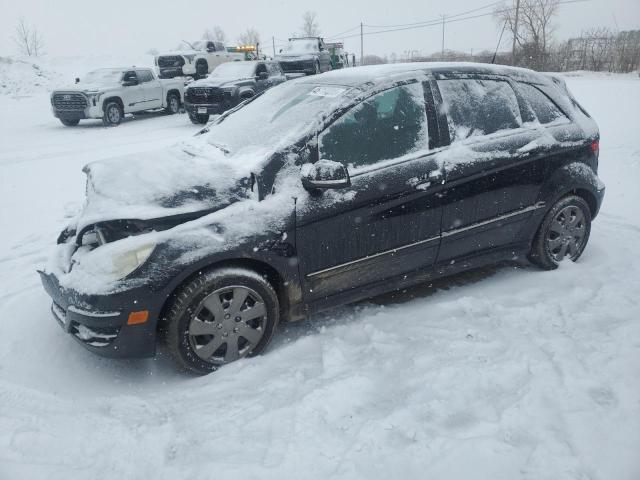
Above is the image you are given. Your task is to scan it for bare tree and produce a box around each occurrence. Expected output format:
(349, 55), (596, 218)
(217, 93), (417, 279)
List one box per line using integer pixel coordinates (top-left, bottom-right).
(301, 11), (320, 37)
(13, 17), (45, 57)
(494, 0), (559, 69)
(238, 28), (260, 46)
(203, 26), (226, 43)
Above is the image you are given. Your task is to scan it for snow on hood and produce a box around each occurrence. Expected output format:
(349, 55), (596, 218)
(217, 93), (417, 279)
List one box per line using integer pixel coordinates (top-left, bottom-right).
(54, 83), (116, 93)
(158, 49), (199, 57)
(76, 138), (270, 233)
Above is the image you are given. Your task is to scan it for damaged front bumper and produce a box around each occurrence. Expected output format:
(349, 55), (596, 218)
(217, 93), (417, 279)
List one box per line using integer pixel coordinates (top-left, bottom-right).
(38, 270), (163, 358)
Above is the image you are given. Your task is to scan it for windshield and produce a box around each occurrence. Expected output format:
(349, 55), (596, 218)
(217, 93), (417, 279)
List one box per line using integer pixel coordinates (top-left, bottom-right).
(283, 39), (319, 54)
(81, 69), (123, 85)
(210, 62), (256, 78)
(203, 81), (354, 155)
(189, 41), (204, 51)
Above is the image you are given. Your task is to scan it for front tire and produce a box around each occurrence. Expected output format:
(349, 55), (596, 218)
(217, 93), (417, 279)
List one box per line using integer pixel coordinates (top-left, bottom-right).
(162, 267), (280, 374)
(165, 93), (180, 114)
(188, 111), (209, 124)
(59, 118), (80, 126)
(529, 195), (592, 270)
(102, 101), (123, 126)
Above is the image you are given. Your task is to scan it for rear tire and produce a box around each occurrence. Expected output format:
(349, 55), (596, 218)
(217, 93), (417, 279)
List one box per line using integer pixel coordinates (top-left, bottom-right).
(162, 267), (280, 374)
(102, 101), (123, 126)
(59, 118), (80, 127)
(165, 93), (180, 114)
(529, 195), (592, 270)
(188, 111), (209, 124)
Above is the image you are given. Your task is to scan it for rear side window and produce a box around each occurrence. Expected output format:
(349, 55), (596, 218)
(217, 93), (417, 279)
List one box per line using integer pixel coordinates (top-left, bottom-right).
(437, 78), (522, 141)
(518, 82), (567, 124)
(319, 83), (428, 169)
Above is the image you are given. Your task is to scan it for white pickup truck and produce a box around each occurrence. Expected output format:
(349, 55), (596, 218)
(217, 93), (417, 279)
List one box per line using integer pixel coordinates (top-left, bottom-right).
(50, 67), (185, 127)
(155, 41), (245, 79)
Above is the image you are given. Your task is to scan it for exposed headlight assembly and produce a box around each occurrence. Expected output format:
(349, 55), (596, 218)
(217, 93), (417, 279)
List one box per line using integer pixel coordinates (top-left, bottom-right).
(86, 91), (104, 106)
(183, 54), (196, 63)
(110, 243), (156, 279)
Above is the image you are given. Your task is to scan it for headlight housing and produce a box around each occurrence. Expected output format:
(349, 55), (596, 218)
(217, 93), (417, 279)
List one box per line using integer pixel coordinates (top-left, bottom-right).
(183, 54), (196, 63)
(86, 91), (103, 106)
(111, 243), (155, 279)
(72, 241), (156, 282)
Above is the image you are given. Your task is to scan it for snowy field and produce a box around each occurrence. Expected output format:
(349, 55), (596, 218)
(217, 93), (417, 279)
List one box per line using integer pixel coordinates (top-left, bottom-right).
(0, 61), (639, 479)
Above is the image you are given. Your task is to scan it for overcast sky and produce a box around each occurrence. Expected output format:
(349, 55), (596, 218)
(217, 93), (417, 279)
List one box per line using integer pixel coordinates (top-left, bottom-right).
(0, 0), (638, 59)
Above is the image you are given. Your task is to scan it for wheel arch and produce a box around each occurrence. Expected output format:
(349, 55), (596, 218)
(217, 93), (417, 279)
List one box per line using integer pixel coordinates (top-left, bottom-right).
(102, 96), (124, 112)
(538, 161), (602, 219)
(166, 88), (182, 104)
(157, 257), (289, 333)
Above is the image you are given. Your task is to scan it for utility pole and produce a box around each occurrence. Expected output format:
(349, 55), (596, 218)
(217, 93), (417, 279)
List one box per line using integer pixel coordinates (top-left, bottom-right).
(441, 15), (445, 60)
(511, 0), (521, 66)
(272, 36), (276, 58)
(360, 22), (364, 66)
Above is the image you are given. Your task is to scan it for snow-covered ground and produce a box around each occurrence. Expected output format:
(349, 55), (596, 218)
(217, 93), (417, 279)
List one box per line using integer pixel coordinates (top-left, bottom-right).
(0, 63), (639, 479)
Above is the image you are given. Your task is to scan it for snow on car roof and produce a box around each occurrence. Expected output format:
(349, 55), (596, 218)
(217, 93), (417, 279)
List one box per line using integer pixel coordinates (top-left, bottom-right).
(299, 62), (552, 88)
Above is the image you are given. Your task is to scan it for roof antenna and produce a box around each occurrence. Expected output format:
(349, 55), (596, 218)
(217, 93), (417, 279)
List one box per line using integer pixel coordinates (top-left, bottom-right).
(492, 18), (508, 64)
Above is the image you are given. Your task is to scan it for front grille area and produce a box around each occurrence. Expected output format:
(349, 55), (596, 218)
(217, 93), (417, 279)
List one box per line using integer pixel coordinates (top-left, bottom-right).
(186, 87), (224, 104)
(280, 61), (310, 72)
(157, 55), (185, 68)
(52, 93), (87, 111)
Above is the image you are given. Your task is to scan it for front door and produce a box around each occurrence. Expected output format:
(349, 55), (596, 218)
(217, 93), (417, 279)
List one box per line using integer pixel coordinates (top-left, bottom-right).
(121, 70), (145, 112)
(296, 82), (444, 301)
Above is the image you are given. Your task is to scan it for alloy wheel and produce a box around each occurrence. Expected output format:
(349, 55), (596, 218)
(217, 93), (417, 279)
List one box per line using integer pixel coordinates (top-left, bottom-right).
(107, 105), (121, 124)
(187, 286), (267, 365)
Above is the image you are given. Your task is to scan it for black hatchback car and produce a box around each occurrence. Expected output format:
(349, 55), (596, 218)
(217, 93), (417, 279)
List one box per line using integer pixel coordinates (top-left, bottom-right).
(39, 63), (604, 374)
(184, 60), (286, 124)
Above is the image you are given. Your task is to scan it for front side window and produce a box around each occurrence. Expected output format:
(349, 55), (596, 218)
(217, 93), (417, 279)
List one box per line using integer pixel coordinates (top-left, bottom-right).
(123, 71), (137, 83)
(437, 78), (522, 141)
(319, 83), (428, 170)
(136, 70), (153, 83)
(518, 82), (568, 124)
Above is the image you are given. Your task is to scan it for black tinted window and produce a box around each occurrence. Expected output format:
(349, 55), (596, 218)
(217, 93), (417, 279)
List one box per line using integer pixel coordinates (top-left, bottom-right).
(123, 71), (137, 82)
(136, 70), (153, 83)
(437, 78), (522, 140)
(518, 82), (567, 124)
(319, 84), (429, 169)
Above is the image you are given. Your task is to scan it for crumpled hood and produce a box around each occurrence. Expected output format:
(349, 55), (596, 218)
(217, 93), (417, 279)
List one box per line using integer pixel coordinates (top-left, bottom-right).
(76, 139), (264, 233)
(189, 76), (253, 89)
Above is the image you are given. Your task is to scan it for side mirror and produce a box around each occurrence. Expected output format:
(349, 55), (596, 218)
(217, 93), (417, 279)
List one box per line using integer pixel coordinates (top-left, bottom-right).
(257, 71), (269, 80)
(75, 77), (80, 84)
(122, 79), (138, 87)
(301, 159), (350, 190)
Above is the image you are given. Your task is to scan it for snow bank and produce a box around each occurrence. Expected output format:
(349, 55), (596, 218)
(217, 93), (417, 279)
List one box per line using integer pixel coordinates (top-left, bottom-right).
(0, 56), (61, 97)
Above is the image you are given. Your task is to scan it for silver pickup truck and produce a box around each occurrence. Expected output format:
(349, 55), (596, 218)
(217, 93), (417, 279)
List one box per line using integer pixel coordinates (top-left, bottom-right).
(50, 67), (184, 126)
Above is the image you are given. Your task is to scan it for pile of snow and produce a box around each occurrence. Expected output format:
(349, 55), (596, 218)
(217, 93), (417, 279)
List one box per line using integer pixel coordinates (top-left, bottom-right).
(0, 56), (61, 97)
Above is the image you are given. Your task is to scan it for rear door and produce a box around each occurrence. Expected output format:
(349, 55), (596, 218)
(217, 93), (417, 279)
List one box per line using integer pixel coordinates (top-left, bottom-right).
(296, 82), (444, 301)
(267, 62), (286, 87)
(137, 69), (163, 109)
(433, 74), (554, 262)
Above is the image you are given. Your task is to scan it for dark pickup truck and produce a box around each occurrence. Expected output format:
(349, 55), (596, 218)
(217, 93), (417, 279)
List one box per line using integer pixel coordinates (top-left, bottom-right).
(276, 37), (332, 75)
(184, 60), (286, 124)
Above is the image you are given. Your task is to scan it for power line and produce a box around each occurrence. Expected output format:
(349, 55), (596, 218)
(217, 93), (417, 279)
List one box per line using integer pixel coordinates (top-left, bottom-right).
(363, 0), (503, 29)
(325, 25), (361, 40)
(336, 0), (588, 41)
